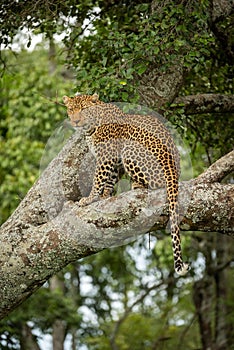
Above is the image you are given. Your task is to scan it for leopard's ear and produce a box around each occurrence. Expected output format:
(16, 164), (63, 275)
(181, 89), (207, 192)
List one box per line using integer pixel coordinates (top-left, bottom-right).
(63, 96), (70, 106)
(91, 93), (99, 102)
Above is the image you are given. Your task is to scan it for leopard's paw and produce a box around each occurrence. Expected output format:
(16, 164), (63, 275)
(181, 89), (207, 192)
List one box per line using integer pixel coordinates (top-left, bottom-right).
(78, 196), (99, 207)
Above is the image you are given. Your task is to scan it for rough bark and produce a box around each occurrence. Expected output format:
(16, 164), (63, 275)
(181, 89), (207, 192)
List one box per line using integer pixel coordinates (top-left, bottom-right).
(138, 64), (184, 110)
(0, 130), (233, 320)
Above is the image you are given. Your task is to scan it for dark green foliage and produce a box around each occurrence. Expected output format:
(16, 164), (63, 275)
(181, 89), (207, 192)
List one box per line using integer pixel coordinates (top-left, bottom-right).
(64, 1), (214, 101)
(0, 47), (73, 224)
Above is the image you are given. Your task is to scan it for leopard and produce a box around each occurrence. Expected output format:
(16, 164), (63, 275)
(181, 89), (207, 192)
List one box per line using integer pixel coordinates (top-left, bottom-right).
(63, 93), (189, 276)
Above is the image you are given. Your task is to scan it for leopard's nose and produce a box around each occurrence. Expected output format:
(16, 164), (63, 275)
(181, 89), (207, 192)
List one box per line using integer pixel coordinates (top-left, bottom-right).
(71, 120), (79, 129)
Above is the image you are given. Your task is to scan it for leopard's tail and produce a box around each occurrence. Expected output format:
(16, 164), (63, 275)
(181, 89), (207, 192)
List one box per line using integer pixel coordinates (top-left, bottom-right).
(163, 155), (190, 275)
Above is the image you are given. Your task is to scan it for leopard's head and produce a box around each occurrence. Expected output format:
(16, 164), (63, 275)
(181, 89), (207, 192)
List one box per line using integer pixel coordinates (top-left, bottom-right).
(63, 94), (101, 128)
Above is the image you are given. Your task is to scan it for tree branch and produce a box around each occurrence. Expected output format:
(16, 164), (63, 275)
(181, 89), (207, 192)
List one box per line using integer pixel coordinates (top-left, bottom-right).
(195, 149), (234, 183)
(0, 132), (233, 319)
(173, 94), (234, 114)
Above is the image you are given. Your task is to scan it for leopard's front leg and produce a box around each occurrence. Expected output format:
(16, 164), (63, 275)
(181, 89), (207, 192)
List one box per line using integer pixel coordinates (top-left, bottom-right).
(79, 153), (119, 207)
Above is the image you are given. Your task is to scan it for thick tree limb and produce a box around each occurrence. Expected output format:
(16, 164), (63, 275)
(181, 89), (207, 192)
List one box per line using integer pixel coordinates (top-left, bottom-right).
(195, 149), (234, 183)
(0, 132), (233, 319)
(173, 94), (234, 115)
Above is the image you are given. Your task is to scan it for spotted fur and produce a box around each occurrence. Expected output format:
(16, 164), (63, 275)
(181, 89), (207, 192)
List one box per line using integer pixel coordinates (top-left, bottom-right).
(63, 93), (189, 275)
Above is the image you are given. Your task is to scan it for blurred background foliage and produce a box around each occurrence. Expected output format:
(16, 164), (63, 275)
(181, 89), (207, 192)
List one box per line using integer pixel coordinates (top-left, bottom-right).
(0, 0), (233, 349)
(0, 47), (74, 224)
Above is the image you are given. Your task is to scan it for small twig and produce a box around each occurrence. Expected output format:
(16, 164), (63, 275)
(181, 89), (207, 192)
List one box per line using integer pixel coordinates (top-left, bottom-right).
(32, 91), (66, 107)
(175, 314), (197, 350)
(109, 279), (171, 349)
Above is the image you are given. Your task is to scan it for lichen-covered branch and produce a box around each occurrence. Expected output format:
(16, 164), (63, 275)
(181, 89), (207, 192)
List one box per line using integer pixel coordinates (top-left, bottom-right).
(195, 149), (234, 183)
(0, 132), (233, 319)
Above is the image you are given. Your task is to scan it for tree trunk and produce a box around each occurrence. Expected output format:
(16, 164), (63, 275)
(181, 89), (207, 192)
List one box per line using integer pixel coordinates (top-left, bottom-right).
(192, 229), (233, 350)
(214, 236), (229, 350)
(20, 324), (41, 350)
(0, 129), (233, 319)
(50, 275), (66, 350)
(193, 276), (214, 350)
